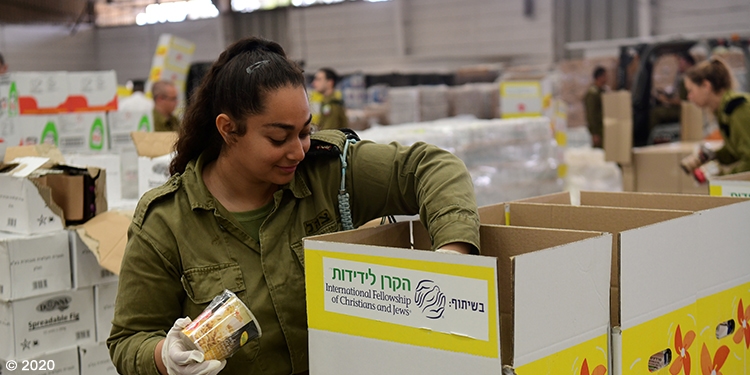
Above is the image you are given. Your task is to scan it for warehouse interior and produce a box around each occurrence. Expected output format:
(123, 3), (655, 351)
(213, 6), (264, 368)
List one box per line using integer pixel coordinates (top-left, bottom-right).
(1, 1), (750, 375)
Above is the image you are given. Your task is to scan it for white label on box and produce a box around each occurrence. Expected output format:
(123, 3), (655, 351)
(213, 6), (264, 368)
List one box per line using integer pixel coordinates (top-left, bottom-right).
(322, 257), (490, 340)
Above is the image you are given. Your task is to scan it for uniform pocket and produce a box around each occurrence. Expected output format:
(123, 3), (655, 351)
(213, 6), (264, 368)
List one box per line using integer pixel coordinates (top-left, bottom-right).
(181, 263), (246, 305)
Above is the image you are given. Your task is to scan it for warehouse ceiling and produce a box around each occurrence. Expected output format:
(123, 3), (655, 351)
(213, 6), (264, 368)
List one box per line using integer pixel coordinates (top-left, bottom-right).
(0, 0), (212, 26)
(0, 0), (92, 25)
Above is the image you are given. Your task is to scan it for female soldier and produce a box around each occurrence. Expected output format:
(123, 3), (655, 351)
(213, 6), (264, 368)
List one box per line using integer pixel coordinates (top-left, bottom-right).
(681, 57), (750, 177)
(108, 37), (479, 375)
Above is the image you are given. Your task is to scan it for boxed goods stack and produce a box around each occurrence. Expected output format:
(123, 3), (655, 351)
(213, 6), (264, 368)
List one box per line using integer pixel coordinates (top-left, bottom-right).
(386, 86), (450, 125)
(556, 57), (618, 129)
(360, 117), (563, 206)
(449, 83), (500, 120)
(0, 148), (121, 374)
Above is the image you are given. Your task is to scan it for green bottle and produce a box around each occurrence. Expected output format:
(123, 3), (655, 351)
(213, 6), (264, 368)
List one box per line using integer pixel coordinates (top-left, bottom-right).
(41, 121), (58, 146)
(8, 81), (19, 117)
(138, 114), (151, 132)
(89, 117), (105, 151)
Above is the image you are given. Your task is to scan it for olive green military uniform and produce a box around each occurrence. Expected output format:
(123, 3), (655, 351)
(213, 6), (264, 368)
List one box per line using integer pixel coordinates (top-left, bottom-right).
(108, 130), (480, 375)
(584, 84), (604, 147)
(316, 95), (348, 130)
(153, 109), (180, 132)
(714, 91), (750, 174)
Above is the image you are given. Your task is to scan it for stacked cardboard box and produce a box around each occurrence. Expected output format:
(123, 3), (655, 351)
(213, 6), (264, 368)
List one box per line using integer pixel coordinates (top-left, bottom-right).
(0, 148), (120, 374)
(304, 220), (611, 375)
(504, 191), (750, 374)
(557, 57), (619, 129)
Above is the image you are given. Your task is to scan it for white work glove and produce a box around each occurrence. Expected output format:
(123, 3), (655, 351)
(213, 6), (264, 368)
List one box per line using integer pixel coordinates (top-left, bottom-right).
(680, 145), (716, 174)
(162, 317), (227, 375)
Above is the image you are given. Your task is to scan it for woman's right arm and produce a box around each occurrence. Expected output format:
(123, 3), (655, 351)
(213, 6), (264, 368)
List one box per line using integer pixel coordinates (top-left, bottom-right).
(108, 225), (185, 375)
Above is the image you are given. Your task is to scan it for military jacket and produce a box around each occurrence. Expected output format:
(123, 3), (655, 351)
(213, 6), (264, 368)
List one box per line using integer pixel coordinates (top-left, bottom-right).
(584, 84), (604, 137)
(715, 91), (750, 174)
(316, 96), (348, 130)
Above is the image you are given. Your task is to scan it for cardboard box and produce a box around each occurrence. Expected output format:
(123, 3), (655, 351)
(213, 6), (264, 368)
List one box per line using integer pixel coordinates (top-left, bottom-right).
(69, 230), (118, 289)
(621, 164), (635, 192)
(131, 131), (176, 198)
(0, 72), (69, 115)
(65, 70), (118, 112)
(709, 171), (750, 197)
(305, 222), (502, 375)
(304, 221), (612, 374)
(107, 110), (152, 200)
(94, 281), (117, 343)
(79, 342), (119, 375)
(13, 114), (60, 147)
(57, 112), (108, 153)
(0, 146), (108, 234)
(603, 118), (633, 165)
(107, 110), (153, 152)
(0, 346), (80, 375)
(481, 225), (611, 373)
(66, 153), (122, 205)
(680, 101), (704, 141)
(492, 192), (750, 374)
(601, 91), (633, 165)
(631, 141), (717, 194)
(74, 210), (133, 275)
(0, 230), (71, 301)
(0, 287), (96, 359)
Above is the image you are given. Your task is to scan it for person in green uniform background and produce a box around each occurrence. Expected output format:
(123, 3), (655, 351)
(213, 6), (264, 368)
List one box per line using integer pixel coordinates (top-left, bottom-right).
(311, 67), (348, 130)
(108, 37), (479, 375)
(584, 66), (608, 148)
(681, 57), (750, 177)
(649, 52), (696, 130)
(151, 80), (180, 132)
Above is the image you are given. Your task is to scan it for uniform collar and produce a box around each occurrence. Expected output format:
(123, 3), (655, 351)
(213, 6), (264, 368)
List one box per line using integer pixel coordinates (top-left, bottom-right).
(183, 153), (312, 212)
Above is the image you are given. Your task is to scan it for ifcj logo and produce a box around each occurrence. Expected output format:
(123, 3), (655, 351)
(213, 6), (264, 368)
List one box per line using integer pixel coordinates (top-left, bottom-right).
(414, 280), (446, 319)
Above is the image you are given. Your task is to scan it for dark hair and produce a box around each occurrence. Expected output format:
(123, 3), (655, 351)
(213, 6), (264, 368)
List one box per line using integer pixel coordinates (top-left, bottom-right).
(318, 67), (340, 86)
(170, 37), (306, 175)
(0, 52), (5, 65)
(677, 51), (696, 66)
(593, 66), (606, 80)
(685, 57), (733, 94)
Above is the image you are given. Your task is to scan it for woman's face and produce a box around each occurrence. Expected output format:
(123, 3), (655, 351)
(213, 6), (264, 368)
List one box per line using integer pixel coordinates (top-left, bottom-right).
(226, 84), (312, 187)
(684, 77), (713, 108)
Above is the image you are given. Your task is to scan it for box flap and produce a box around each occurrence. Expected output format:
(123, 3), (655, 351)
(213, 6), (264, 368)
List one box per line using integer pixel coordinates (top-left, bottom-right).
(578, 190), (746, 211)
(482, 202), (692, 327)
(479, 224), (607, 367)
(2, 157), (50, 177)
(4, 145), (65, 165)
(75, 210), (133, 275)
(130, 131), (177, 157)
